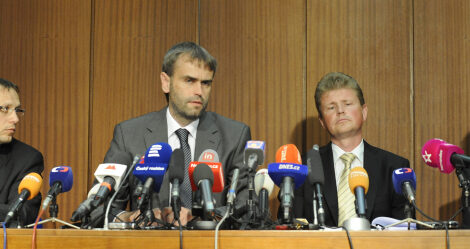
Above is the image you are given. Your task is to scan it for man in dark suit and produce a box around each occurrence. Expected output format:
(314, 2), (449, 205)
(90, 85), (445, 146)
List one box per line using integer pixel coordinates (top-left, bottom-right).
(104, 42), (251, 226)
(0, 78), (44, 227)
(294, 72), (411, 227)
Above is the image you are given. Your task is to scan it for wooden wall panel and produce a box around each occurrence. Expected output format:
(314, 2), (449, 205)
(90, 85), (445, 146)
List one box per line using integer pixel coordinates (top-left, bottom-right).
(199, 0), (306, 165)
(90, 0), (198, 183)
(0, 0), (91, 225)
(414, 0), (470, 220)
(306, 0), (413, 161)
(199, 0), (306, 216)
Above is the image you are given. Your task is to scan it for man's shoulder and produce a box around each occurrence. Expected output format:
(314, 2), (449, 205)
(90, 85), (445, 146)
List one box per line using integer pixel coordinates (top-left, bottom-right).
(365, 142), (409, 163)
(10, 139), (43, 157)
(117, 109), (165, 129)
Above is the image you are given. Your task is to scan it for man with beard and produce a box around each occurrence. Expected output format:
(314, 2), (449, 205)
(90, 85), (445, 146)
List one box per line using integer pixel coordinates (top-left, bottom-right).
(103, 42), (251, 226)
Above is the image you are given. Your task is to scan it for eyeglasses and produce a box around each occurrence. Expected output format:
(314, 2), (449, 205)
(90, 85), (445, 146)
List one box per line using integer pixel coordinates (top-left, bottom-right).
(0, 106), (25, 116)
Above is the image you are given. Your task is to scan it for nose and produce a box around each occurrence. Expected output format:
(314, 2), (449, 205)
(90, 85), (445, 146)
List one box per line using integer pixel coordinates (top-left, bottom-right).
(337, 105), (345, 114)
(193, 82), (203, 96)
(9, 111), (19, 124)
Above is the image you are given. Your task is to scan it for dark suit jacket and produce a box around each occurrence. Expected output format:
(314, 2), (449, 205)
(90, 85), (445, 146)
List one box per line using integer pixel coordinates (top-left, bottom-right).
(0, 139), (44, 227)
(294, 141), (411, 226)
(104, 107), (251, 212)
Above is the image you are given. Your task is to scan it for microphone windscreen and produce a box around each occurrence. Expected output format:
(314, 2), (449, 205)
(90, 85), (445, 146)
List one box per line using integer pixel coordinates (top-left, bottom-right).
(169, 148), (185, 182)
(306, 146), (325, 185)
(244, 140), (266, 165)
(267, 162), (308, 189)
(198, 149), (220, 162)
(392, 168), (417, 195)
(348, 167), (369, 194)
(143, 143), (173, 164)
(18, 173), (43, 200)
(254, 168), (274, 195)
(192, 163), (214, 186)
(275, 144), (302, 164)
(421, 138), (464, 174)
(49, 166), (73, 192)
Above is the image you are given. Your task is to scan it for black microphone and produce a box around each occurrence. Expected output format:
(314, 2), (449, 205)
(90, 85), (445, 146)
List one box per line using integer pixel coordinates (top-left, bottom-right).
(91, 176), (116, 208)
(169, 149), (185, 221)
(306, 145), (326, 226)
(192, 163), (215, 217)
(70, 184), (100, 222)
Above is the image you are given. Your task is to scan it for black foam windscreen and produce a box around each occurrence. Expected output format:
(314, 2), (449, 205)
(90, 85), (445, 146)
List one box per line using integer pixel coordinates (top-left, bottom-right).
(192, 163), (214, 186)
(306, 145), (325, 185)
(169, 148), (185, 182)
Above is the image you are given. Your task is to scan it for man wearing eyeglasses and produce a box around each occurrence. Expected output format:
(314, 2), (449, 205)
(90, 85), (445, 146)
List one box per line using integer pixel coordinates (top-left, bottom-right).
(0, 78), (44, 227)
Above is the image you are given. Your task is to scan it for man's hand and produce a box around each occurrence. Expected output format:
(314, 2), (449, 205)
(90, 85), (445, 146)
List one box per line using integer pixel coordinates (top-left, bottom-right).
(162, 207), (193, 226)
(116, 208), (163, 226)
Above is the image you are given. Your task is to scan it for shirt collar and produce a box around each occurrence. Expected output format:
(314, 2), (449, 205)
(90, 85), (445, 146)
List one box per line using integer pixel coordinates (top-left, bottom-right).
(166, 108), (199, 138)
(332, 139), (364, 165)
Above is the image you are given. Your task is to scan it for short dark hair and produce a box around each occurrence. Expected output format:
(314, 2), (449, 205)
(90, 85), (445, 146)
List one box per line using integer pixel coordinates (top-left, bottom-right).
(314, 72), (365, 118)
(0, 78), (19, 93)
(162, 42), (217, 102)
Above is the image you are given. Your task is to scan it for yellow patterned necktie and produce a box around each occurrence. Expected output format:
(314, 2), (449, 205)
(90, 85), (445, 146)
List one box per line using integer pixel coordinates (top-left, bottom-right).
(337, 153), (357, 226)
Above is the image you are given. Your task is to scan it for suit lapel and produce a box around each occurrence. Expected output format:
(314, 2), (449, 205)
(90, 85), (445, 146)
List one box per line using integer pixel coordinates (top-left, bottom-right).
(194, 112), (220, 159)
(363, 141), (379, 219)
(321, 143), (339, 225)
(144, 108), (169, 146)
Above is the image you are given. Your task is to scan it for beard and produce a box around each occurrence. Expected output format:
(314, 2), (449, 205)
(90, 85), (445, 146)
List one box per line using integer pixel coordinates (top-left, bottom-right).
(170, 97), (208, 121)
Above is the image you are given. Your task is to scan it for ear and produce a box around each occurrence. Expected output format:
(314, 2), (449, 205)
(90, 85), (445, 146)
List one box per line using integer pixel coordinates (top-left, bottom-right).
(319, 116), (326, 130)
(161, 72), (170, 93)
(362, 104), (368, 121)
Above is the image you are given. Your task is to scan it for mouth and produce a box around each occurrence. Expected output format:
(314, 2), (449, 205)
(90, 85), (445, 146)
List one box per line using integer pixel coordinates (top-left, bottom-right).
(5, 128), (15, 134)
(336, 118), (350, 124)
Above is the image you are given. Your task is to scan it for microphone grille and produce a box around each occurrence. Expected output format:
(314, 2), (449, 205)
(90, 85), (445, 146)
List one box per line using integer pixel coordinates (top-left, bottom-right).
(192, 163), (214, 186)
(169, 149), (185, 182)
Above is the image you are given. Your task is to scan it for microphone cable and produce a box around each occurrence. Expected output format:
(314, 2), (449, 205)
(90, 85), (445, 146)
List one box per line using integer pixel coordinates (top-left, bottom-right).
(214, 206), (231, 249)
(2, 222), (6, 249)
(340, 225), (354, 249)
(31, 208), (45, 249)
(411, 201), (451, 249)
(103, 154), (141, 230)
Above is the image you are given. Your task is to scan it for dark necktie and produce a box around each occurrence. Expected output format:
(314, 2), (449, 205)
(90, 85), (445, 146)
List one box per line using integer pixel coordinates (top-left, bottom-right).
(175, 128), (193, 208)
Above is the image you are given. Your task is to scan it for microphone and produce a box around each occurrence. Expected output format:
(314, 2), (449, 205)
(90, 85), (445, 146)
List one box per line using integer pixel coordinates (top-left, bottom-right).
(192, 163), (215, 216)
(91, 162), (127, 208)
(421, 138), (469, 174)
(268, 144), (308, 223)
(4, 173), (43, 226)
(348, 167), (369, 218)
(244, 141), (266, 171)
(254, 169), (274, 220)
(169, 148), (185, 219)
(188, 149), (225, 193)
(42, 166), (73, 211)
(133, 143), (172, 209)
(70, 184), (100, 222)
(226, 166), (240, 206)
(306, 145), (326, 226)
(392, 168), (417, 204)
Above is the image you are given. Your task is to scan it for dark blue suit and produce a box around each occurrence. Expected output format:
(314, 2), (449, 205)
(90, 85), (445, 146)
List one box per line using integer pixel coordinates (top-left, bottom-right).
(294, 141), (412, 226)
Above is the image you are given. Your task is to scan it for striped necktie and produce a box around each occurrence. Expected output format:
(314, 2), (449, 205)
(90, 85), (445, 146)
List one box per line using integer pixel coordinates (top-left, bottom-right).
(175, 128), (193, 209)
(337, 153), (357, 226)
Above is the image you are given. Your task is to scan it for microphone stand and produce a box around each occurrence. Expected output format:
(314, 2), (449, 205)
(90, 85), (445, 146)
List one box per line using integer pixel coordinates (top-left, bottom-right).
(26, 197), (80, 229)
(453, 159), (470, 228)
(309, 191), (320, 230)
(384, 202), (434, 230)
